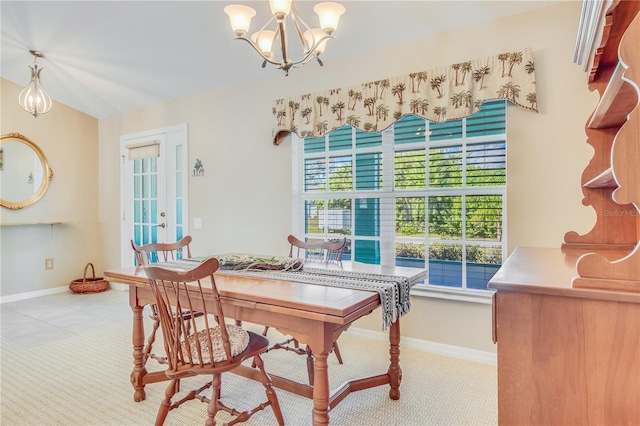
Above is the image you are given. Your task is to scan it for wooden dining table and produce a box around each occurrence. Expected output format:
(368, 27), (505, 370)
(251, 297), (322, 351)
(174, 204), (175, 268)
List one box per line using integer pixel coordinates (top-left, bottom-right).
(104, 259), (426, 426)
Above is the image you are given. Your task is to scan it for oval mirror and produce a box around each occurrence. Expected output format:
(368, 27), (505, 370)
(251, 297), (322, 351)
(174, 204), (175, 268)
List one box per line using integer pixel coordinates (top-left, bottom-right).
(0, 133), (54, 210)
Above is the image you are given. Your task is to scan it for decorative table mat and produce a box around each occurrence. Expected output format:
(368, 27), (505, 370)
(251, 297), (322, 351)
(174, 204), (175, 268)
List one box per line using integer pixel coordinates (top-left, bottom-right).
(160, 255), (412, 330)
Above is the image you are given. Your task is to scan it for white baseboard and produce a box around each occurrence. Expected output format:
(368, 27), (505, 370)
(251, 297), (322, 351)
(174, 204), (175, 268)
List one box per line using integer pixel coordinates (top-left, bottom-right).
(348, 327), (497, 366)
(0, 285), (71, 304)
(0, 283), (128, 304)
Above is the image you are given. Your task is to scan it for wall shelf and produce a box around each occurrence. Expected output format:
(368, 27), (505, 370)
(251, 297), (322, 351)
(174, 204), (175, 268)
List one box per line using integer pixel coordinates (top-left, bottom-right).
(583, 167), (616, 188)
(0, 221), (75, 227)
(588, 61), (638, 129)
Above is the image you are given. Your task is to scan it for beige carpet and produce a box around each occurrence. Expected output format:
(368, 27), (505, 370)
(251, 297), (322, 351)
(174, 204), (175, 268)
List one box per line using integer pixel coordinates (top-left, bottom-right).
(1, 298), (497, 425)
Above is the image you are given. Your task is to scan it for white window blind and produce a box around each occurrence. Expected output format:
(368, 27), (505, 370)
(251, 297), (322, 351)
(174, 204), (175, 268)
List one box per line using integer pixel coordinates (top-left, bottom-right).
(292, 100), (507, 293)
(126, 140), (160, 160)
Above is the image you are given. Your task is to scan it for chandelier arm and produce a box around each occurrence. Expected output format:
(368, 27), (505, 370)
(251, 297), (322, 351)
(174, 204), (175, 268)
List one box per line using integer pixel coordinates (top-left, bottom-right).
(277, 20), (289, 67)
(233, 37), (286, 69)
(289, 5), (311, 48)
(289, 34), (335, 67)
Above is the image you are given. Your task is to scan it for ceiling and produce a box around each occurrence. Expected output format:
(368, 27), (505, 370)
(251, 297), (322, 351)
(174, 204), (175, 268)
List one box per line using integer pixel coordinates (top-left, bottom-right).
(1, 1), (564, 119)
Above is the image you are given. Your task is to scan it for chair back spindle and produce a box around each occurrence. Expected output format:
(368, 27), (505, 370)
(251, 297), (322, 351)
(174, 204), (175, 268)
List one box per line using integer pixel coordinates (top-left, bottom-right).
(132, 236), (192, 269)
(288, 234), (346, 263)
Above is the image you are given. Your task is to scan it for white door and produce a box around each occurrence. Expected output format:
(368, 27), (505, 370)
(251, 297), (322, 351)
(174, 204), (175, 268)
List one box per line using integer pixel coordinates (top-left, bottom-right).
(120, 124), (188, 267)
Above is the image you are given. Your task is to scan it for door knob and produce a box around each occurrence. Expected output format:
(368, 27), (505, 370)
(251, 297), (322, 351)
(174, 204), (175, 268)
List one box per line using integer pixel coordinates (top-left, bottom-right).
(154, 223), (166, 228)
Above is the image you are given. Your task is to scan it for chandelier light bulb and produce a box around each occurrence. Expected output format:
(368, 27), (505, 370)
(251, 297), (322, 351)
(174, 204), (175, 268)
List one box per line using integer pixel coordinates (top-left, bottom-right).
(251, 30), (277, 56)
(224, 4), (256, 36)
(304, 28), (328, 55)
(18, 50), (52, 118)
(269, 0), (292, 18)
(314, 2), (345, 35)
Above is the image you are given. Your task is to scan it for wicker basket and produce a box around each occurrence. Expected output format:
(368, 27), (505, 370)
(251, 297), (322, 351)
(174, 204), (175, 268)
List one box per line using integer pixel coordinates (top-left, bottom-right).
(69, 263), (109, 294)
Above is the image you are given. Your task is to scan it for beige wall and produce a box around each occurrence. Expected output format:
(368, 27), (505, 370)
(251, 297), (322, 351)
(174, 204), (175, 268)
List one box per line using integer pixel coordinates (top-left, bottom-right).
(98, 2), (597, 353)
(1, 78), (100, 297)
(1, 2), (597, 353)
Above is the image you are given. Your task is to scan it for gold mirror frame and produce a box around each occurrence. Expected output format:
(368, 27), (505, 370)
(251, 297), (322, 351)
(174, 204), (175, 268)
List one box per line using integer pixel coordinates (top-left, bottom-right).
(0, 133), (54, 210)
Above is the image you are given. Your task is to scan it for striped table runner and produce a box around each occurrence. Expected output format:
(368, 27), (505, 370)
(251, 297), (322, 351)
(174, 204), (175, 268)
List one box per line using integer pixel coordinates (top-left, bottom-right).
(159, 256), (412, 330)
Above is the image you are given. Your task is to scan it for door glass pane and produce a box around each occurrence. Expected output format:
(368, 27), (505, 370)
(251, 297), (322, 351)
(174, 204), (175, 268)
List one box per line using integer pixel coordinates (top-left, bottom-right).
(176, 171), (182, 197)
(142, 200), (149, 223)
(134, 225), (141, 246)
(134, 200), (141, 222)
(142, 175), (149, 198)
(134, 175), (141, 198)
(175, 145), (182, 171)
(151, 200), (158, 224)
(142, 224), (150, 245)
(151, 174), (157, 198)
(176, 199), (183, 225)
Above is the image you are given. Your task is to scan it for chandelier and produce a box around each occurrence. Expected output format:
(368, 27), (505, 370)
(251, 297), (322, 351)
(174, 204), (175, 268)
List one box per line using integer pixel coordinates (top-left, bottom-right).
(224, 0), (345, 75)
(18, 50), (53, 118)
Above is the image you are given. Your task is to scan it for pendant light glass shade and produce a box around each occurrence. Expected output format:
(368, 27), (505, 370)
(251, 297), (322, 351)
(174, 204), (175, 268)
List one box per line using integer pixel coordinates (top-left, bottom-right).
(18, 51), (52, 118)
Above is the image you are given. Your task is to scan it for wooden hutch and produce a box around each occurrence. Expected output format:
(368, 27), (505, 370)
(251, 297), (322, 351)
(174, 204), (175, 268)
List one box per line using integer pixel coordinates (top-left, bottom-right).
(488, 1), (640, 424)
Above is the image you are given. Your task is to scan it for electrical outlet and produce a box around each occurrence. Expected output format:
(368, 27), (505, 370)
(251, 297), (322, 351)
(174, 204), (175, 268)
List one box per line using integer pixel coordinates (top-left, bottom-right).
(45, 258), (54, 270)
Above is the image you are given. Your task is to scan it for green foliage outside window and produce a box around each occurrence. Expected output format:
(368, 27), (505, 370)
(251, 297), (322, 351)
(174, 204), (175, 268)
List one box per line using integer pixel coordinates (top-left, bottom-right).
(396, 242), (501, 264)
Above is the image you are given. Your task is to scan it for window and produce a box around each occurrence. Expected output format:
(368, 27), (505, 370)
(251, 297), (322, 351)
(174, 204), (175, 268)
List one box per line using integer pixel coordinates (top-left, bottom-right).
(292, 100), (506, 295)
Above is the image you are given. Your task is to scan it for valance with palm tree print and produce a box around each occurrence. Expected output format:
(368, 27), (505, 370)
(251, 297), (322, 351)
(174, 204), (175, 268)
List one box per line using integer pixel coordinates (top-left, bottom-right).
(272, 47), (537, 145)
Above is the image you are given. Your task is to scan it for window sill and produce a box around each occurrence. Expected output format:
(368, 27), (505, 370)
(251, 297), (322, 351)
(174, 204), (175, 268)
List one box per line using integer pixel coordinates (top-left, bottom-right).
(410, 284), (494, 304)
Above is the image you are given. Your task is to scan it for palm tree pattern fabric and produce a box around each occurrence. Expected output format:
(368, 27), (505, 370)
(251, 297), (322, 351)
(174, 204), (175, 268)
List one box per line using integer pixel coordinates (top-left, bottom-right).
(272, 48), (537, 144)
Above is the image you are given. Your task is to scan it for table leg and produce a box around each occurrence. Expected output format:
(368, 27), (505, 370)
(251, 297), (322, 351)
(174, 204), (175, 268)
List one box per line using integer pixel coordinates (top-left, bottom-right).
(311, 351), (330, 426)
(388, 320), (402, 400)
(130, 299), (148, 402)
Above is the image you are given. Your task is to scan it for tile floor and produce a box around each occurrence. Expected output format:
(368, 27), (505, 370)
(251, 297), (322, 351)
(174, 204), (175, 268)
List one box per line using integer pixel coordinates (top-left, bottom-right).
(0, 289), (134, 349)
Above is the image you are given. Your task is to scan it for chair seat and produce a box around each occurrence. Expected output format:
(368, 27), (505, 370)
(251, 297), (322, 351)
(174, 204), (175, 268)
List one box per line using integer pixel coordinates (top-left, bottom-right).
(182, 324), (249, 364)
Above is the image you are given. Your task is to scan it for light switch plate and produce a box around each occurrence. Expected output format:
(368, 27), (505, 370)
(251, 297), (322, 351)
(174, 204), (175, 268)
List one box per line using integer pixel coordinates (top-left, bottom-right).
(194, 218), (202, 229)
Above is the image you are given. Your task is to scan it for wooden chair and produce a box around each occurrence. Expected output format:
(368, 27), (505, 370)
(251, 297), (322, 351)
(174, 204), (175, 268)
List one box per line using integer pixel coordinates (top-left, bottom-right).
(133, 236), (193, 272)
(261, 235), (347, 386)
(143, 256), (284, 426)
(287, 234), (346, 263)
(131, 236), (203, 367)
